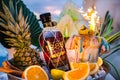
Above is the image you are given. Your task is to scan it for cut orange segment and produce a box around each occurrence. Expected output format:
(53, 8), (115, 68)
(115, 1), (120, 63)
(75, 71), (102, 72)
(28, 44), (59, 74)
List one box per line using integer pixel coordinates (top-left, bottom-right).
(70, 62), (89, 70)
(64, 62), (90, 80)
(89, 63), (99, 75)
(23, 65), (49, 80)
(97, 57), (103, 67)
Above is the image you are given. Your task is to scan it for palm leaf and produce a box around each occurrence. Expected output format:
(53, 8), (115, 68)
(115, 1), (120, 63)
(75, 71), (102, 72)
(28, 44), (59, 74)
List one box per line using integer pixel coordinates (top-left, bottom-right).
(100, 11), (113, 37)
(100, 11), (120, 80)
(104, 59), (120, 79)
(9, 0), (15, 18)
(103, 18), (113, 38)
(104, 11), (109, 21)
(106, 31), (120, 44)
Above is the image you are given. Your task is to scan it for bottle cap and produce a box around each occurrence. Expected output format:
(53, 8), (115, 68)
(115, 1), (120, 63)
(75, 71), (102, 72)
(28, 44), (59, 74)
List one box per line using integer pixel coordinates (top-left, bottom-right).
(39, 12), (51, 23)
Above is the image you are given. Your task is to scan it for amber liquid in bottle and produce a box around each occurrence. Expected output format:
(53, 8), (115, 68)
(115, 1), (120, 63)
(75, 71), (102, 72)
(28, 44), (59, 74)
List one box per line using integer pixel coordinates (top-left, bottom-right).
(39, 13), (70, 71)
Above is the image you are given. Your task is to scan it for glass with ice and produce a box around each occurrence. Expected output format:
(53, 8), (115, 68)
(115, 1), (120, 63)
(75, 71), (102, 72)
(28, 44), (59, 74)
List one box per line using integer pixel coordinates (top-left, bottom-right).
(65, 26), (110, 63)
(79, 35), (101, 63)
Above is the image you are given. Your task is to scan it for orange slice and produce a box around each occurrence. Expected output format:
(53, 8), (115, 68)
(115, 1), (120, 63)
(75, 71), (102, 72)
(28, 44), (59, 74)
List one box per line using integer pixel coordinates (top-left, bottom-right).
(70, 62), (89, 70)
(22, 65), (49, 80)
(64, 62), (90, 80)
(89, 63), (99, 75)
(97, 57), (103, 67)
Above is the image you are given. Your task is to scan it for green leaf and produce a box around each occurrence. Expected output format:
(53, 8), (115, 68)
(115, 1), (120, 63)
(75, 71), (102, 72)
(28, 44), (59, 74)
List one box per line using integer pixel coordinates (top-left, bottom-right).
(106, 31), (120, 44)
(15, 0), (20, 19)
(18, 6), (22, 21)
(104, 59), (120, 79)
(2, 0), (15, 23)
(0, 0), (42, 49)
(9, 0), (15, 18)
(102, 44), (120, 59)
(0, 11), (8, 21)
(0, 22), (8, 30)
(104, 11), (109, 21)
(0, 17), (6, 24)
(100, 11), (113, 37)
(103, 18), (113, 37)
(111, 43), (120, 49)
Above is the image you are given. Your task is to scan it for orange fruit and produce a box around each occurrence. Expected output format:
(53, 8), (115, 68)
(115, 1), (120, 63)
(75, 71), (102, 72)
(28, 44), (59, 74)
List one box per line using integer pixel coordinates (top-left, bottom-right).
(89, 63), (99, 75)
(70, 62), (89, 70)
(22, 65), (49, 80)
(97, 57), (103, 67)
(64, 62), (90, 80)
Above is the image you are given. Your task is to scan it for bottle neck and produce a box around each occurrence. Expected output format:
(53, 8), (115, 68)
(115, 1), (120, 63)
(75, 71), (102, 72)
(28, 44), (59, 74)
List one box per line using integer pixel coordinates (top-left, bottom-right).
(43, 22), (53, 27)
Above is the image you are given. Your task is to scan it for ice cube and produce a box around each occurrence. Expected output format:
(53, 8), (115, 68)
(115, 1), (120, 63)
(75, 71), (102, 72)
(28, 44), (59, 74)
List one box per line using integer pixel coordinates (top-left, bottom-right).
(94, 74), (99, 78)
(98, 70), (106, 77)
(100, 67), (104, 70)
(0, 72), (8, 80)
(86, 76), (93, 80)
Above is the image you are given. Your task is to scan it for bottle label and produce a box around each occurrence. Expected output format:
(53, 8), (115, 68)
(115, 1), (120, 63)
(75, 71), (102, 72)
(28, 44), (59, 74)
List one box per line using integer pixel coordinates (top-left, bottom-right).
(45, 41), (68, 69)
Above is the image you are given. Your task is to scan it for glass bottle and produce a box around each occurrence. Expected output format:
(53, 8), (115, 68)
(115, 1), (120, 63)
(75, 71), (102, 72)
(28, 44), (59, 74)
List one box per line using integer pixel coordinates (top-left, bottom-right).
(39, 13), (70, 71)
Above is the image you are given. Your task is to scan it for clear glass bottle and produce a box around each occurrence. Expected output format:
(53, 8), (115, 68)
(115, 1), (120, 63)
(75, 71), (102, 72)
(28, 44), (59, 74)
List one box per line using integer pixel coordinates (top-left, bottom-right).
(39, 13), (70, 71)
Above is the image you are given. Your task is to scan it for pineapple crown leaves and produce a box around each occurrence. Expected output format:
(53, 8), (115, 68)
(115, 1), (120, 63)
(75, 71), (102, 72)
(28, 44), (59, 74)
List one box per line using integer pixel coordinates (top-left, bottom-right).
(0, 0), (42, 48)
(0, 0), (16, 24)
(0, 1), (31, 49)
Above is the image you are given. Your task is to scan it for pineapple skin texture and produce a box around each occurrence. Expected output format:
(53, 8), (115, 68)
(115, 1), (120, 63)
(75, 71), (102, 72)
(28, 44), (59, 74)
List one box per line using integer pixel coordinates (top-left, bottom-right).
(14, 48), (41, 70)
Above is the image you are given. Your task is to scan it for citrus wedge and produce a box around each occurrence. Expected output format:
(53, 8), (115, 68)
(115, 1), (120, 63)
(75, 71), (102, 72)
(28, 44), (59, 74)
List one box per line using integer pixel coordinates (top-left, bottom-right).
(64, 62), (90, 80)
(89, 63), (99, 75)
(22, 65), (49, 80)
(97, 57), (103, 67)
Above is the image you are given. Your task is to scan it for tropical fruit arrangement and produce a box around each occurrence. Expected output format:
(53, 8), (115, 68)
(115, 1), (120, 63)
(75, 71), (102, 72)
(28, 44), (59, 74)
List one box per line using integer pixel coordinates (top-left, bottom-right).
(0, 0), (120, 80)
(63, 57), (104, 80)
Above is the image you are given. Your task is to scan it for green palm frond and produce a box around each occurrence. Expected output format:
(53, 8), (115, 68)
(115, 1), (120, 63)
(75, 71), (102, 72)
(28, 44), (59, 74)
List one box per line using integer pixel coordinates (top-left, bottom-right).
(104, 59), (120, 79)
(100, 11), (113, 37)
(103, 18), (113, 38)
(100, 11), (120, 79)
(106, 31), (120, 44)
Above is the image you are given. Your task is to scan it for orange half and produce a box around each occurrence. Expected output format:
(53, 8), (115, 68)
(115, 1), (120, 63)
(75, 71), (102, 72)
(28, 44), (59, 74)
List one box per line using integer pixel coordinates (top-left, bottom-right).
(23, 65), (49, 80)
(64, 62), (90, 80)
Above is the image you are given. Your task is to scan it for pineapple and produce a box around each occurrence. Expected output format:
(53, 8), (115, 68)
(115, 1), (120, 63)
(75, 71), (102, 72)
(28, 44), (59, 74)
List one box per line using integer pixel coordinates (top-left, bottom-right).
(0, 0), (42, 70)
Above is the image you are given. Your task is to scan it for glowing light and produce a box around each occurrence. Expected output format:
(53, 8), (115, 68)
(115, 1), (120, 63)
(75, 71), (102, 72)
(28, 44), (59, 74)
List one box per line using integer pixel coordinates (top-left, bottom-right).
(80, 6), (100, 34)
(89, 9), (96, 33)
(47, 41), (53, 55)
